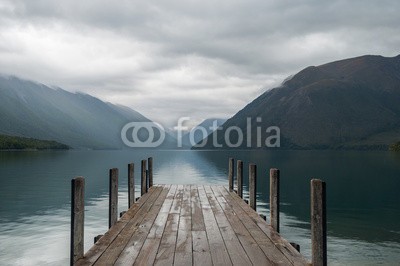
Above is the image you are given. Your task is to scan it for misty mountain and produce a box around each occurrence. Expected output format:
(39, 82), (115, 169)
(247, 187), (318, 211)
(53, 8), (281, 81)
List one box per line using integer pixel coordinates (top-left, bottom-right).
(0, 75), (175, 149)
(196, 54), (400, 150)
(179, 118), (227, 147)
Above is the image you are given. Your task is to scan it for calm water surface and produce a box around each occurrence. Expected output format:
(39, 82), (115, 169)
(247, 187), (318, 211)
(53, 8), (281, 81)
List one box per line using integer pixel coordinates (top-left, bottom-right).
(0, 150), (400, 265)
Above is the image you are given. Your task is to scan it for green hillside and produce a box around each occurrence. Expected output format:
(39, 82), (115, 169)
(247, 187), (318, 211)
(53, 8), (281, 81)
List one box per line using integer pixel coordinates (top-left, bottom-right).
(0, 135), (69, 150)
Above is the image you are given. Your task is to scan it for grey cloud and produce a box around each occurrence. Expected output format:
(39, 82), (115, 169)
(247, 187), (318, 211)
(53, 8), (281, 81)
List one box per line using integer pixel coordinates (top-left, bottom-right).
(0, 0), (399, 127)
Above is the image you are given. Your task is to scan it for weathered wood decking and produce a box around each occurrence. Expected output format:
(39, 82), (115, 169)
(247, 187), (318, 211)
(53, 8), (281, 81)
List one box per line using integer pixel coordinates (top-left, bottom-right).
(76, 185), (309, 266)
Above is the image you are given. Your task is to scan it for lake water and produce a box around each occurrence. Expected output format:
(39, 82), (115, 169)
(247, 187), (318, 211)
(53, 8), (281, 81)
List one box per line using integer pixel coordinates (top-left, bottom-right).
(0, 150), (400, 265)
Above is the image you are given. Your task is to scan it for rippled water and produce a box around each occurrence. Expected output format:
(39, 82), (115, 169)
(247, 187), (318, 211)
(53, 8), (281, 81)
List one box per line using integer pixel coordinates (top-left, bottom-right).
(0, 150), (399, 265)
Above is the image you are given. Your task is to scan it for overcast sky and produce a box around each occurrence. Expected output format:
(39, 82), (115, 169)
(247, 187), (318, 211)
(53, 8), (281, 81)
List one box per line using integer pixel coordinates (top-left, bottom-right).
(0, 0), (399, 128)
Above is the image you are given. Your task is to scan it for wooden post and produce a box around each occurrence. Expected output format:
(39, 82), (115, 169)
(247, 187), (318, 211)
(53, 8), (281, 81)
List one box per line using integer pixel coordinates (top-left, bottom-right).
(71, 177), (85, 266)
(237, 160), (243, 198)
(249, 163), (257, 210)
(146, 170), (149, 189)
(128, 163), (134, 208)
(148, 157), (153, 187)
(109, 168), (118, 229)
(270, 168), (280, 233)
(228, 158), (234, 192)
(141, 160), (147, 195)
(311, 179), (327, 266)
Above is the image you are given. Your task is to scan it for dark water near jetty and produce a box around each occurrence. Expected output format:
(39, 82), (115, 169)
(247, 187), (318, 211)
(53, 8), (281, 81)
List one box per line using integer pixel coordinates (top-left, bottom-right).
(0, 150), (399, 265)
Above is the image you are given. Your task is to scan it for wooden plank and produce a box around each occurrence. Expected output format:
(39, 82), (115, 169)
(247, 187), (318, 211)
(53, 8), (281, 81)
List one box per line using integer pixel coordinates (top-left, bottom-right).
(76, 186), (162, 266)
(109, 168), (118, 229)
(212, 186), (284, 265)
(112, 185), (171, 265)
(237, 160), (243, 198)
(128, 163), (134, 208)
(192, 230), (212, 266)
(191, 185), (205, 231)
(154, 214), (180, 266)
(179, 185), (191, 217)
(71, 177), (85, 266)
(249, 164), (257, 210)
(219, 186), (309, 266)
(217, 186), (295, 265)
(92, 186), (165, 265)
(141, 160), (147, 195)
(311, 179), (327, 266)
(88, 187), (162, 265)
(133, 185), (177, 265)
(191, 186), (212, 266)
(77, 183), (309, 266)
(174, 185), (192, 266)
(154, 185), (183, 266)
(174, 216), (192, 266)
(270, 168), (280, 233)
(206, 186), (254, 266)
(150, 185), (177, 237)
(228, 158), (234, 192)
(198, 186), (232, 266)
(170, 185), (184, 214)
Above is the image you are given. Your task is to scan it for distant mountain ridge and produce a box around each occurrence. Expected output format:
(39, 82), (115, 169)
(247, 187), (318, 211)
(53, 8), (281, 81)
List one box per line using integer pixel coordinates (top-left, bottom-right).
(197, 54), (400, 150)
(0, 75), (175, 149)
(180, 118), (227, 147)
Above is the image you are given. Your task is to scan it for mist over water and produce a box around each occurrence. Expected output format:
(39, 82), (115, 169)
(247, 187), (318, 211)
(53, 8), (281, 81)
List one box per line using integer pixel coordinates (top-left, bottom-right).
(0, 150), (399, 265)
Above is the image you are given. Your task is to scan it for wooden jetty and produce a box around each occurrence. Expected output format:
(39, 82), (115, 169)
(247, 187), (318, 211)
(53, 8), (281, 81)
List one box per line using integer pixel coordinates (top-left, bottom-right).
(71, 157), (327, 266)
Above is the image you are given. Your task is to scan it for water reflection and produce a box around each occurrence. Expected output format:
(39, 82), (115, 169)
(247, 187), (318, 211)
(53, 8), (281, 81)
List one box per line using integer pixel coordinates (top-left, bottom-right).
(1, 150), (400, 265)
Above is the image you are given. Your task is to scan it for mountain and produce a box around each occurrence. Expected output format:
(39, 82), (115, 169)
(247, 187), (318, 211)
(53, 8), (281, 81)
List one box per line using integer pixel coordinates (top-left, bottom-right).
(179, 118), (227, 147)
(0, 75), (175, 149)
(196, 54), (400, 150)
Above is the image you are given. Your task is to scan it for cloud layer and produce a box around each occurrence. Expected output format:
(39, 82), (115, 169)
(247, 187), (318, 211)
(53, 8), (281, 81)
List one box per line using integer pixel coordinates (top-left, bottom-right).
(1, 0), (399, 127)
